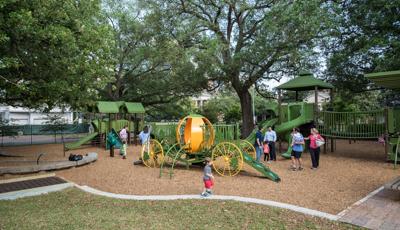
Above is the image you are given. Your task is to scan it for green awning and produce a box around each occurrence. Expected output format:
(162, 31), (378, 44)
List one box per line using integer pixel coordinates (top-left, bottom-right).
(96, 101), (120, 113)
(365, 70), (400, 90)
(276, 72), (334, 91)
(124, 102), (145, 114)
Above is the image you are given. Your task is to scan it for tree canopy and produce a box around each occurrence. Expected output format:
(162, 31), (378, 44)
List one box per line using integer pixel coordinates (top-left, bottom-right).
(325, 0), (400, 109)
(142, 0), (335, 136)
(101, 0), (208, 106)
(0, 0), (113, 110)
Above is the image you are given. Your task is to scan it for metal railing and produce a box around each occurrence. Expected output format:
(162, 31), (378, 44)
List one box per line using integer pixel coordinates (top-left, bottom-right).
(317, 110), (385, 139)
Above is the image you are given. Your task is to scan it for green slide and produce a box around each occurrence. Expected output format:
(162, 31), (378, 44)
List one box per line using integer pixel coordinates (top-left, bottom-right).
(106, 128), (123, 150)
(243, 118), (280, 182)
(242, 152), (280, 182)
(245, 118), (278, 144)
(64, 132), (98, 150)
(275, 115), (312, 159)
(245, 114), (312, 159)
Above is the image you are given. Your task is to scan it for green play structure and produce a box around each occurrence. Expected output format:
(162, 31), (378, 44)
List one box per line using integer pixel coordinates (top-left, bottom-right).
(365, 70), (400, 165)
(141, 114), (280, 182)
(64, 101), (145, 151)
(245, 71), (400, 162)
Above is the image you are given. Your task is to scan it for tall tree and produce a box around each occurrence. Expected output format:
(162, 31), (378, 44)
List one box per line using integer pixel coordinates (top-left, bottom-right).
(143, 0), (334, 136)
(102, 0), (208, 105)
(0, 0), (113, 110)
(325, 0), (400, 106)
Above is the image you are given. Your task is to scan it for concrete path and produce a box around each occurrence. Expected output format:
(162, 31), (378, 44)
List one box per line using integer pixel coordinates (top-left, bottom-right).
(75, 184), (339, 221)
(338, 186), (400, 230)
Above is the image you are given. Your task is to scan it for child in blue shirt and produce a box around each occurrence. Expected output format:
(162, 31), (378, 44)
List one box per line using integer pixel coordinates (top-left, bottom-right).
(290, 128), (304, 171)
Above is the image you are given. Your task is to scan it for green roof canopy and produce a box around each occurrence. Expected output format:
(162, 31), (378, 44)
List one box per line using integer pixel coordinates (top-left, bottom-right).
(276, 72), (334, 91)
(90, 101), (145, 114)
(124, 102), (145, 114)
(365, 70), (400, 90)
(96, 101), (120, 113)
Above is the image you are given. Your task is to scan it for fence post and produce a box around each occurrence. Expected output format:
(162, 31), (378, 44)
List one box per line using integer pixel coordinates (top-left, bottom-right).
(30, 124), (33, 145)
(384, 107), (389, 157)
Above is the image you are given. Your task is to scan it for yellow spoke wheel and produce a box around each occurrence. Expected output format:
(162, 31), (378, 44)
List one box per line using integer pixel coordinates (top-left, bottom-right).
(141, 139), (164, 168)
(239, 140), (256, 159)
(212, 142), (243, 176)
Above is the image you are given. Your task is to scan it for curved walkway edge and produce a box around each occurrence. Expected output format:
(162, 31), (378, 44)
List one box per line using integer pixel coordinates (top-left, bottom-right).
(75, 185), (339, 221)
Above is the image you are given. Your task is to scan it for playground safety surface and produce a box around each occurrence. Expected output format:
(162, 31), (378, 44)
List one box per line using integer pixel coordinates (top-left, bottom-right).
(0, 176), (67, 194)
(1, 140), (398, 214)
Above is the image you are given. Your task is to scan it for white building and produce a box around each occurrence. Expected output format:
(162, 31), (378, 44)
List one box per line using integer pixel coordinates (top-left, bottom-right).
(304, 90), (331, 109)
(0, 105), (74, 125)
(192, 91), (214, 108)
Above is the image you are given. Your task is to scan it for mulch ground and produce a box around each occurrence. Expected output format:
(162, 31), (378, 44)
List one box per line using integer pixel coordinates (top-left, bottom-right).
(0, 140), (398, 214)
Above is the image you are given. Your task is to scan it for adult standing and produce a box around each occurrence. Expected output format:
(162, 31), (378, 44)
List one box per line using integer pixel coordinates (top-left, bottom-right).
(254, 125), (264, 162)
(264, 126), (277, 162)
(133, 125), (151, 165)
(119, 125), (128, 142)
(305, 128), (324, 170)
(291, 128), (305, 171)
(138, 125), (150, 145)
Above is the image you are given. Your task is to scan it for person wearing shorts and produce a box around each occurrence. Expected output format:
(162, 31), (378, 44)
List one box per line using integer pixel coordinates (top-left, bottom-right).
(291, 128), (304, 171)
(201, 157), (214, 197)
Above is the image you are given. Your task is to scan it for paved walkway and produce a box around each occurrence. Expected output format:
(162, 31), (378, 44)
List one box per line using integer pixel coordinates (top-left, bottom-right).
(4, 174), (400, 229)
(338, 187), (400, 230)
(76, 184), (339, 221)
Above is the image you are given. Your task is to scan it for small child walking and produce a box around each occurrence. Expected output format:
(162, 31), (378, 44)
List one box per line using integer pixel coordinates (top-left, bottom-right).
(201, 157), (214, 197)
(120, 140), (127, 159)
(263, 141), (270, 162)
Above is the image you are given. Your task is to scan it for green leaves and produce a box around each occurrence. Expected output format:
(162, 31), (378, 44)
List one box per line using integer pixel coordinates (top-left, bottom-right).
(0, 0), (113, 110)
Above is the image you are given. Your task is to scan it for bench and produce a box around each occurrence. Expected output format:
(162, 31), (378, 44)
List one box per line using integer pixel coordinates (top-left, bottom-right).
(385, 176), (400, 191)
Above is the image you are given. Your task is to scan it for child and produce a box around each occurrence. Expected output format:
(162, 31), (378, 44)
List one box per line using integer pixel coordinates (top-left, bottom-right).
(263, 141), (270, 162)
(119, 125), (128, 143)
(201, 157), (214, 197)
(291, 128), (304, 171)
(120, 140), (127, 159)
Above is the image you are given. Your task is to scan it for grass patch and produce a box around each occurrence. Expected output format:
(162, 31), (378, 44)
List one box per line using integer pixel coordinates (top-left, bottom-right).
(0, 188), (362, 230)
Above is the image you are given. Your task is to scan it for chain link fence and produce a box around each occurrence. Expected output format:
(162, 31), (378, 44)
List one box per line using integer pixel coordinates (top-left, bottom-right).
(0, 124), (89, 146)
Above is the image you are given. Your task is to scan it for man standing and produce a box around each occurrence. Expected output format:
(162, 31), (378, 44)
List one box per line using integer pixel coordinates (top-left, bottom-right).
(264, 126), (277, 162)
(254, 125), (264, 162)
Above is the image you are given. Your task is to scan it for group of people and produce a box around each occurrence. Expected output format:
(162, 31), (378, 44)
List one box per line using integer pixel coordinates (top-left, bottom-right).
(254, 125), (324, 171)
(254, 126), (277, 163)
(118, 125), (151, 160)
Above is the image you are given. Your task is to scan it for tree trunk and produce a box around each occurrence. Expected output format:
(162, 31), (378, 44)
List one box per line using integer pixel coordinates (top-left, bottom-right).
(238, 89), (254, 138)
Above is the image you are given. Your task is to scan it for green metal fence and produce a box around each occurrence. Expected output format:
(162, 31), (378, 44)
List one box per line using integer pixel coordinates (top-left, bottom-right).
(317, 110), (385, 139)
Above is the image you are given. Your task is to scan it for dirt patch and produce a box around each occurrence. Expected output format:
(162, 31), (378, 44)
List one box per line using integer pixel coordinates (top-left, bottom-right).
(1, 140), (398, 214)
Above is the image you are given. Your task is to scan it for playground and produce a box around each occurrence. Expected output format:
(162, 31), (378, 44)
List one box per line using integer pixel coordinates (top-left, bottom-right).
(0, 139), (397, 215)
(1, 71), (399, 230)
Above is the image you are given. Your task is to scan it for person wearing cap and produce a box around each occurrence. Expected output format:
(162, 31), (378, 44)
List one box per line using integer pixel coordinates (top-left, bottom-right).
(201, 157), (214, 197)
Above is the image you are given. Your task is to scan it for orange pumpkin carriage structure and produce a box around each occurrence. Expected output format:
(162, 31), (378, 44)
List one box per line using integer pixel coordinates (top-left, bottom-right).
(140, 114), (280, 181)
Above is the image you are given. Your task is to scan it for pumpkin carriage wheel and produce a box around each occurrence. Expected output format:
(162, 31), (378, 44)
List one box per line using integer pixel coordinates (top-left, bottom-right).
(141, 139), (164, 168)
(211, 142), (243, 176)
